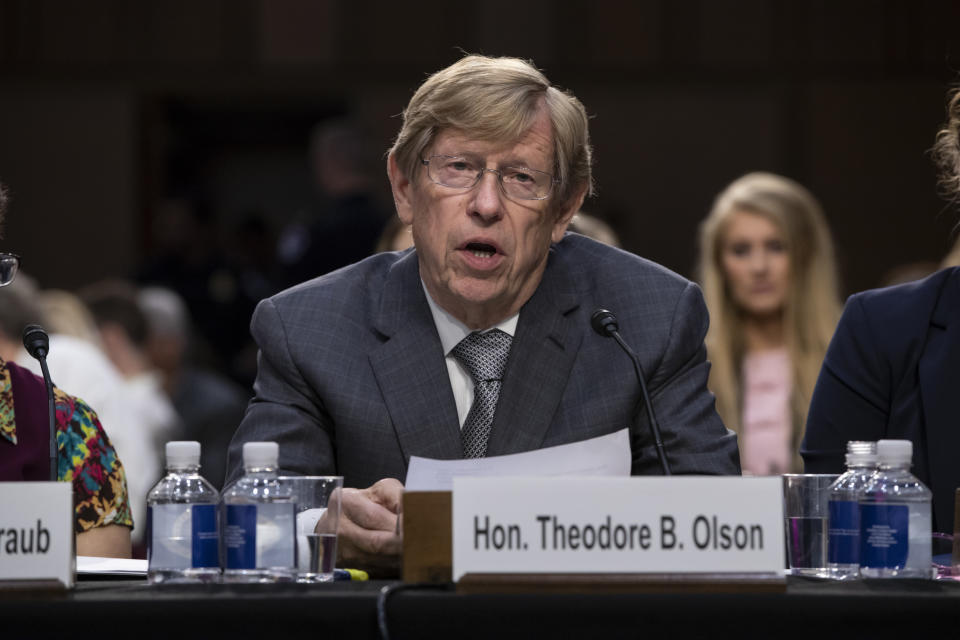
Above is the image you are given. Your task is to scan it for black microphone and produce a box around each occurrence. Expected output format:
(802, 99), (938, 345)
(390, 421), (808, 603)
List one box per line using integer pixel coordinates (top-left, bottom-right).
(591, 309), (671, 475)
(22, 324), (57, 482)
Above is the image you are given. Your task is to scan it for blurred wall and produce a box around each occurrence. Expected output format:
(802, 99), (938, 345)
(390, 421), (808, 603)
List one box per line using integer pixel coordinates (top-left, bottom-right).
(0, 0), (958, 294)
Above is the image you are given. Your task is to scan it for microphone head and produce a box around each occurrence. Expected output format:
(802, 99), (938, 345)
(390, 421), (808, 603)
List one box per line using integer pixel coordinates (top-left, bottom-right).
(22, 323), (50, 360)
(590, 308), (619, 336)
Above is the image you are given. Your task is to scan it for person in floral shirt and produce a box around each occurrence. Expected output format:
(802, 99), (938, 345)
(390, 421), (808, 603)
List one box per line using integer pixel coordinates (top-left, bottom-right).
(0, 182), (132, 557)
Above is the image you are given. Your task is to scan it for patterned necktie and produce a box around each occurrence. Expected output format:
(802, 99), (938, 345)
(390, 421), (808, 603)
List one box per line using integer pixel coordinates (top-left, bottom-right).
(451, 329), (513, 458)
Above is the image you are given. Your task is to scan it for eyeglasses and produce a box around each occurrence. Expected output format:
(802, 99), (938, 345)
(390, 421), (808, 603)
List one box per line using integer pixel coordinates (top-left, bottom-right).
(421, 155), (559, 201)
(0, 253), (20, 287)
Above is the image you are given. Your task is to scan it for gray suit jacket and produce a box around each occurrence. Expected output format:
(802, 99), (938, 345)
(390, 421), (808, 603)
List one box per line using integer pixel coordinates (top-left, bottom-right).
(225, 234), (740, 486)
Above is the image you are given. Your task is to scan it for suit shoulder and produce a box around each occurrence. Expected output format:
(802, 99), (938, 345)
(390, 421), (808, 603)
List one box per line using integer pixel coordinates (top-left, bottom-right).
(556, 232), (694, 296)
(263, 250), (408, 319)
(846, 266), (958, 335)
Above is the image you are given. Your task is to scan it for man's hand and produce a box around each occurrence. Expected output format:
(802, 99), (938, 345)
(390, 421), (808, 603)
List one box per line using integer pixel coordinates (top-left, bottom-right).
(331, 478), (404, 577)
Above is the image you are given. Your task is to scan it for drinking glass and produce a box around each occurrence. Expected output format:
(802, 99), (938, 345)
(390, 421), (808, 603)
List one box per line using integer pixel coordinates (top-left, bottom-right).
(783, 474), (838, 577)
(278, 476), (343, 583)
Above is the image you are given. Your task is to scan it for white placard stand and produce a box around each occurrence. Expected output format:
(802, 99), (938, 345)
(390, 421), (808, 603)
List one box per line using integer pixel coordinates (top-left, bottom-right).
(453, 476), (784, 582)
(0, 482), (75, 588)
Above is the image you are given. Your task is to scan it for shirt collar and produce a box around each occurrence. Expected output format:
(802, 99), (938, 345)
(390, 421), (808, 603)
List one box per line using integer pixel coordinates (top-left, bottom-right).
(421, 280), (518, 356)
(0, 358), (15, 445)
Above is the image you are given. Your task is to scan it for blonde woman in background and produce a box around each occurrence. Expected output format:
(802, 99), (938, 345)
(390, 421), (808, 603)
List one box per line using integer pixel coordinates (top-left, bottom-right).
(37, 289), (103, 345)
(697, 172), (841, 475)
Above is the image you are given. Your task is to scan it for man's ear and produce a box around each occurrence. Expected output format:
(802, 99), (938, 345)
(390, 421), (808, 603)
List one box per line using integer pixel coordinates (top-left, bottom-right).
(551, 183), (588, 244)
(388, 154), (416, 225)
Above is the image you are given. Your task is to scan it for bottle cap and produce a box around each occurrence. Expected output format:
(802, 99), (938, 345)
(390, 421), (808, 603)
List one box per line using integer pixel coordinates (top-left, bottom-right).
(876, 439), (912, 466)
(166, 441), (201, 468)
(845, 440), (877, 467)
(243, 441), (279, 469)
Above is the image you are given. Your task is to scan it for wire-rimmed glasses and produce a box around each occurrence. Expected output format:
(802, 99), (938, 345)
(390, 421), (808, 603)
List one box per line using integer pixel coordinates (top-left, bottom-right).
(421, 155), (559, 201)
(0, 253), (19, 287)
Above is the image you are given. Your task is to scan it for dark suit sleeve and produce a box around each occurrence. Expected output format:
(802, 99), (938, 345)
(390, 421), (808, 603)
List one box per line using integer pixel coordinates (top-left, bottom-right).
(802, 295), (890, 473)
(224, 298), (337, 485)
(634, 282), (741, 475)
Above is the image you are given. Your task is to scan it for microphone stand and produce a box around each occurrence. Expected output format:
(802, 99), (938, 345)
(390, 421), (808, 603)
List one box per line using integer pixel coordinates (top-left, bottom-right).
(22, 324), (57, 481)
(592, 309), (672, 475)
(39, 356), (56, 481)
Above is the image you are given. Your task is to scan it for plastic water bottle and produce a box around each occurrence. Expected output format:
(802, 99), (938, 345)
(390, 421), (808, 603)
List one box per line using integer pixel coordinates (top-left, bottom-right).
(221, 442), (296, 582)
(859, 439), (932, 578)
(146, 441), (220, 584)
(827, 441), (877, 579)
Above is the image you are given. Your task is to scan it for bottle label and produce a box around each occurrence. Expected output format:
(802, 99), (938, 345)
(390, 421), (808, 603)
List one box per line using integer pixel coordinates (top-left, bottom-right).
(225, 503), (295, 570)
(828, 500), (860, 565)
(191, 505), (219, 568)
(859, 504), (908, 569)
(148, 503), (219, 570)
(225, 505), (257, 569)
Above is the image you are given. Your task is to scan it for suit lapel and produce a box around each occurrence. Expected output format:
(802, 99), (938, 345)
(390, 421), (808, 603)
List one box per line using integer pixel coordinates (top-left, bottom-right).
(369, 253), (463, 463)
(486, 247), (583, 456)
(918, 268), (960, 531)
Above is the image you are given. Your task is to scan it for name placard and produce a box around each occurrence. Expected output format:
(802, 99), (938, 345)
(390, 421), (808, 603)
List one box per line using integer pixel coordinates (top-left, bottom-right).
(0, 482), (74, 588)
(452, 476), (783, 581)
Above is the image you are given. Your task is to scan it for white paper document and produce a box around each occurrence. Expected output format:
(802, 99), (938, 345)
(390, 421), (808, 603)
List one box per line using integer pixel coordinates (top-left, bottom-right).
(405, 428), (631, 491)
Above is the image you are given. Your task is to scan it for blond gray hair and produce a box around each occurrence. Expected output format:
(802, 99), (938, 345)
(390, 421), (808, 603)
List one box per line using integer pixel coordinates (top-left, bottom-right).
(697, 172), (841, 471)
(932, 88), (960, 268)
(389, 55), (593, 213)
(933, 87), (960, 204)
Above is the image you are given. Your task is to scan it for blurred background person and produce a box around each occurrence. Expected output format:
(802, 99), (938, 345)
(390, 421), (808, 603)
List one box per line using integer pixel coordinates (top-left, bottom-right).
(803, 87), (960, 534)
(0, 272), (46, 358)
(697, 172), (841, 475)
(0, 182), (132, 557)
(137, 196), (258, 388)
(228, 211), (281, 304)
(277, 118), (389, 286)
(567, 211), (621, 247)
(139, 286), (249, 489)
(79, 280), (182, 550)
(374, 215), (414, 254)
(36, 288), (103, 346)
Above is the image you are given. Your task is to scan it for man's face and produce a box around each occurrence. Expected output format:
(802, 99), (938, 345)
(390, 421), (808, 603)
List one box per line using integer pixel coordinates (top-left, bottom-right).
(390, 107), (579, 329)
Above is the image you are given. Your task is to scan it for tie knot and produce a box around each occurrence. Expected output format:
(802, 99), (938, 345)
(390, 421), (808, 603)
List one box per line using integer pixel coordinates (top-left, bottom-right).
(452, 329), (512, 383)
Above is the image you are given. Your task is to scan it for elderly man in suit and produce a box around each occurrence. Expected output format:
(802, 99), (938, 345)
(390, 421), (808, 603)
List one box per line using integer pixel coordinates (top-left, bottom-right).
(226, 55), (740, 575)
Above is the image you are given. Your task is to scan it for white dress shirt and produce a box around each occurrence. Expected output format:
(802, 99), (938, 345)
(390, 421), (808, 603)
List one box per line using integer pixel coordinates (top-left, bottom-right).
(421, 282), (518, 428)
